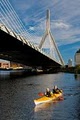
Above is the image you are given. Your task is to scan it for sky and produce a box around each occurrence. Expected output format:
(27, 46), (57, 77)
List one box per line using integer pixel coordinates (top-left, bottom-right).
(0, 0), (80, 65)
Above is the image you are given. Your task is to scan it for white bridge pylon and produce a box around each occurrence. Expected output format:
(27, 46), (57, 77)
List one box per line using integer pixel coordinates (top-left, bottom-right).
(39, 9), (65, 66)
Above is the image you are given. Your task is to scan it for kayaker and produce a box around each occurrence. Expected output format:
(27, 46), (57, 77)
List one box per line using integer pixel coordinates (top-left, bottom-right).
(45, 88), (52, 97)
(53, 85), (61, 94)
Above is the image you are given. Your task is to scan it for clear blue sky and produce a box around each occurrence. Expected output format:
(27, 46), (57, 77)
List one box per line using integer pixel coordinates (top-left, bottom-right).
(1, 0), (80, 65)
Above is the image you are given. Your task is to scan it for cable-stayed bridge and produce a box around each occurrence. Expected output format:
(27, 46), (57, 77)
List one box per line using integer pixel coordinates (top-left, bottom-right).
(0, 0), (65, 69)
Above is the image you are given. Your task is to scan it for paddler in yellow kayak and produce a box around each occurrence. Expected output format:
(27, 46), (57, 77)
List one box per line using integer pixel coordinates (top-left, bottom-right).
(45, 86), (62, 97)
(34, 86), (63, 105)
(45, 88), (52, 97)
(53, 85), (62, 94)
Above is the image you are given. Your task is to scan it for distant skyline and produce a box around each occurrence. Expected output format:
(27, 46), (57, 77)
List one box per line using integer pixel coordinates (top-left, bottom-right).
(1, 0), (80, 65)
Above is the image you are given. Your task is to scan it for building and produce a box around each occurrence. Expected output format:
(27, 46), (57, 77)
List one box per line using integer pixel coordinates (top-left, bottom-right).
(0, 59), (10, 69)
(75, 49), (80, 66)
(10, 62), (25, 69)
(68, 59), (72, 67)
(0, 59), (25, 69)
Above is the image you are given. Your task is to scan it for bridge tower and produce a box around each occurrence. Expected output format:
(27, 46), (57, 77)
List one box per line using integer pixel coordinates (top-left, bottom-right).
(39, 9), (64, 66)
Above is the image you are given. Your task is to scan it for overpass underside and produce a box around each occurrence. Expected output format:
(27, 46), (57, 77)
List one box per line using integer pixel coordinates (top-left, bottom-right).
(0, 29), (61, 69)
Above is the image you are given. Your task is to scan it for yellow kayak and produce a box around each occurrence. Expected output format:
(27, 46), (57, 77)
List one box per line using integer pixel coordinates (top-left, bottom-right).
(34, 92), (63, 105)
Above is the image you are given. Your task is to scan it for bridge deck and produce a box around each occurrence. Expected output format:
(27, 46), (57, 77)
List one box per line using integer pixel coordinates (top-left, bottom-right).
(0, 26), (61, 68)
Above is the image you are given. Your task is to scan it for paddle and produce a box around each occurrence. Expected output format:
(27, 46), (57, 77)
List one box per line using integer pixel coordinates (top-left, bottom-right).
(58, 96), (64, 100)
(38, 92), (44, 97)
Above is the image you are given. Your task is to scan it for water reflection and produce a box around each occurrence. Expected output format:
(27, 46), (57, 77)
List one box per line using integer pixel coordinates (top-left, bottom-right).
(0, 71), (10, 80)
(34, 102), (53, 112)
(34, 99), (63, 112)
(74, 74), (80, 80)
(0, 70), (28, 80)
(0, 72), (80, 120)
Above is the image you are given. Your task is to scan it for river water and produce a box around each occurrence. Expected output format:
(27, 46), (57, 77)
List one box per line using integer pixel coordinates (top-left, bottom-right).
(0, 71), (80, 120)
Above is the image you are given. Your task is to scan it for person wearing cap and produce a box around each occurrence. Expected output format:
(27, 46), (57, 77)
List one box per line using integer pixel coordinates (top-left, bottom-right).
(45, 88), (51, 97)
(53, 85), (60, 94)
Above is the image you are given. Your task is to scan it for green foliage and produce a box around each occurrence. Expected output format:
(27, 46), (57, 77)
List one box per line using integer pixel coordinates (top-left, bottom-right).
(75, 65), (80, 74)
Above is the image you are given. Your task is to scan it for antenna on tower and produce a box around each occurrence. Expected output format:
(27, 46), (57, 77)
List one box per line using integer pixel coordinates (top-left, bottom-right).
(39, 9), (65, 66)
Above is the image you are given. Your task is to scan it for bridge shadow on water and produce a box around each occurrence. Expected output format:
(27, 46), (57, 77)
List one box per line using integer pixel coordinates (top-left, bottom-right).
(0, 70), (38, 80)
(0, 68), (61, 80)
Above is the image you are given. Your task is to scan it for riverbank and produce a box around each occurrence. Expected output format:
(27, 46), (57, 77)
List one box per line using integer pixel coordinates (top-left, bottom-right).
(0, 66), (80, 77)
